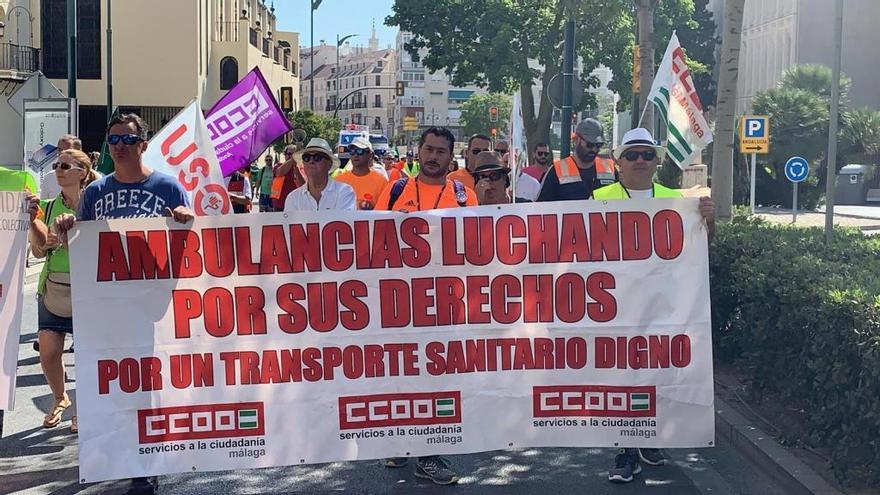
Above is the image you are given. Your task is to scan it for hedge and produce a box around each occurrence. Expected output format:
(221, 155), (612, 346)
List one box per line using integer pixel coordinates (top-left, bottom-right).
(711, 215), (880, 485)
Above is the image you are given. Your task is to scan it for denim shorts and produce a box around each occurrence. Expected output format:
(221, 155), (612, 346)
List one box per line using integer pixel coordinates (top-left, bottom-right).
(37, 295), (73, 334)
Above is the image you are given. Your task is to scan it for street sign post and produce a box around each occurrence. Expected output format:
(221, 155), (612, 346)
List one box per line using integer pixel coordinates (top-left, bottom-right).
(740, 116), (770, 214)
(784, 156), (810, 223)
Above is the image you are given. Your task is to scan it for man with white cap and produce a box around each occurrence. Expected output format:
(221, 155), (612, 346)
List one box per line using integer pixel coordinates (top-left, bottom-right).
(334, 136), (388, 210)
(596, 128), (714, 484)
(284, 138), (355, 211)
(537, 118), (617, 202)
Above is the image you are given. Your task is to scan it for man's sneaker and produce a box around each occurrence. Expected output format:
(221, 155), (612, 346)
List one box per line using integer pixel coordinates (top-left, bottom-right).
(608, 449), (642, 483)
(415, 455), (459, 485)
(384, 457), (409, 468)
(638, 448), (667, 466)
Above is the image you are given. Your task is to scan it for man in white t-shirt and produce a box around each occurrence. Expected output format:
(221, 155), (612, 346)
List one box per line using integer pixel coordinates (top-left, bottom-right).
(284, 138), (355, 211)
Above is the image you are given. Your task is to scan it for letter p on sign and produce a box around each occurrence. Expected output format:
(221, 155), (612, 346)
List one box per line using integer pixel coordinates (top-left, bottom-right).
(745, 117), (766, 138)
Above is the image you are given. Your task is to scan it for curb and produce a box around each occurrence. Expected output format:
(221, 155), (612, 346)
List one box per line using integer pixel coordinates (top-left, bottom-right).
(715, 396), (843, 495)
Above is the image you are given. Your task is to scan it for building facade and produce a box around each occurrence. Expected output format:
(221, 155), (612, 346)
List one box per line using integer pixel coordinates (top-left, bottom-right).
(395, 30), (486, 143)
(708, 0), (880, 113)
(300, 27), (397, 139)
(0, 0), (299, 157)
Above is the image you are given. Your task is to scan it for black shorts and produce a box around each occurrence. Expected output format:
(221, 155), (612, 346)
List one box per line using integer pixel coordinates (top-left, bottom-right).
(37, 295), (73, 334)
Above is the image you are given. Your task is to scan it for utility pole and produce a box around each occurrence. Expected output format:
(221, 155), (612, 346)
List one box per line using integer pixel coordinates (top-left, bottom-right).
(310, 0), (323, 110)
(825, 0), (844, 243)
(636, 0), (656, 133)
(560, 20), (575, 159)
(66, 0), (77, 98)
(106, 0), (113, 122)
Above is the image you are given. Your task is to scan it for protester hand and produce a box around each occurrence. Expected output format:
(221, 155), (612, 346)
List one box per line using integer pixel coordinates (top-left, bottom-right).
(45, 231), (62, 250)
(698, 196), (715, 224)
(26, 193), (40, 222)
(474, 179), (493, 204)
(166, 206), (195, 224)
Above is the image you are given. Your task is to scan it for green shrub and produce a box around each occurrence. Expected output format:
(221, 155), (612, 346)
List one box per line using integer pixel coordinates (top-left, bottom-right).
(711, 219), (880, 484)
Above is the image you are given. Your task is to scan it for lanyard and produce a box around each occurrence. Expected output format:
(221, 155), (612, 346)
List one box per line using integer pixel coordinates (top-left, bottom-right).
(620, 183), (655, 198)
(414, 178), (447, 211)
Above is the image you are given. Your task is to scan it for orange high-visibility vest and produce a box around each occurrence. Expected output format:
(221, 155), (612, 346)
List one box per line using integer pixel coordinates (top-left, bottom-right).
(553, 156), (616, 185)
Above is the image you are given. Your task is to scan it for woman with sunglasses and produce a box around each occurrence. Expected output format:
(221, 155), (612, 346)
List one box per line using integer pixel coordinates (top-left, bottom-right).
(27, 149), (98, 434)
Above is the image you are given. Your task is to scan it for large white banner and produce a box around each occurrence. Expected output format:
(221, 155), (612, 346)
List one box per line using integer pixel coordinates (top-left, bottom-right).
(69, 200), (714, 482)
(0, 192), (30, 410)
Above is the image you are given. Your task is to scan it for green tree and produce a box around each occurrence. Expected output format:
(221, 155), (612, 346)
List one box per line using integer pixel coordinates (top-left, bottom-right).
(274, 110), (342, 153)
(748, 65), (852, 209)
(459, 93), (512, 138)
(387, 0), (707, 151)
(841, 108), (880, 163)
(674, 0), (720, 106)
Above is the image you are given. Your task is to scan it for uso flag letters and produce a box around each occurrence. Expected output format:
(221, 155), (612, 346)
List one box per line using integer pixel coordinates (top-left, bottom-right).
(143, 100), (232, 216)
(69, 199), (714, 482)
(206, 67), (293, 177)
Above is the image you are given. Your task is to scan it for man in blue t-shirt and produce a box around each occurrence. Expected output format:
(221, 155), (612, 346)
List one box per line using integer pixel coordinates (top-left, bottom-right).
(56, 113), (194, 231)
(53, 113), (191, 495)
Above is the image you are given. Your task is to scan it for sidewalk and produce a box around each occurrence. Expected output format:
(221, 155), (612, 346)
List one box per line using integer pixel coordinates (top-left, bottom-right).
(755, 207), (880, 230)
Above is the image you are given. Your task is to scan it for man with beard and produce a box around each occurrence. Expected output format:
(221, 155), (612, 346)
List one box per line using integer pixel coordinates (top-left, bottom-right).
(522, 142), (553, 181)
(374, 128), (476, 485)
(375, 127), (477, 213)
(536, 118), (617, 202)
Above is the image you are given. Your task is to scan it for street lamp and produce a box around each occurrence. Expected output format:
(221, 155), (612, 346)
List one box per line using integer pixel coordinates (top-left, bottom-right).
(336, 33), (358, 114)
(310, 0), (323, 110)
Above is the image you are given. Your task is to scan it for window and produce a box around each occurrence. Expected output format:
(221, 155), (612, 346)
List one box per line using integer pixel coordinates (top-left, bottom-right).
(375, 94), (382, 107)
(220, 57), (239, 90)
(415, 73), (425, 81)
(42, 0), (102, 79)
(376, 75), (381, 86)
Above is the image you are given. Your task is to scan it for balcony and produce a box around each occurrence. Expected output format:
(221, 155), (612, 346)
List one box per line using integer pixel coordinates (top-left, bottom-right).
(0, 44), (40, 75)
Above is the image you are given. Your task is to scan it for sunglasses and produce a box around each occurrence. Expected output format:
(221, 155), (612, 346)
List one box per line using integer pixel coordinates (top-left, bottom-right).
(581, 141), (604, 149)
(470, 148), (488, 155)
(536, 151), (550, 157)
(301, 153), (328, 163)
(107, 134), (142, 145)
(622, 149), (658, 161)
(51, 162), (84, 171)
(474, 171), (508, 182)
(348, 147), (369, 156)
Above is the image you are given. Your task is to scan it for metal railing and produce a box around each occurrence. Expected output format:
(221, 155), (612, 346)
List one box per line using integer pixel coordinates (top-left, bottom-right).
(0, 43), (40, 73)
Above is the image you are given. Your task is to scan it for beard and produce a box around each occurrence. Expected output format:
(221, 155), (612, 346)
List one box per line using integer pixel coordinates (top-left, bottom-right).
(575, 144), (597, 163)
(421, 160), (448, 178)
(536, 156), (549, 165)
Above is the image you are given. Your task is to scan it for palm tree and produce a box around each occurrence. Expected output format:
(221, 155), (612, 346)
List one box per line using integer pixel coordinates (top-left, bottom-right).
(841, 108), (880, 164)
(710, 0), (745, 220)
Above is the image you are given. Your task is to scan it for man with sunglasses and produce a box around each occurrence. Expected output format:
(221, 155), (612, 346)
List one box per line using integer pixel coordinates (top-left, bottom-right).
(523, 142), (553, 181)
(56, 114), (193, 225)
(272, 144), (306, 211)
(447, 133), (492, 190)
(472, 151), (512, 205)
(284, 138), (355, 211)
(334, 137), (388, 210)
(537, 118), (617, 202)
(594, 128), (715, 484)
(53, 113), (191, 495)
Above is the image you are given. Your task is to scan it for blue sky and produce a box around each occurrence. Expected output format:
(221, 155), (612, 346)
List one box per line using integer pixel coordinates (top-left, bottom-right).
(273, 0), (399, 50)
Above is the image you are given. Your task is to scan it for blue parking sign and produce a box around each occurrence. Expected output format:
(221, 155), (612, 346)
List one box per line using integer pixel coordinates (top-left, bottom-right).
(744, 118), (767, 138)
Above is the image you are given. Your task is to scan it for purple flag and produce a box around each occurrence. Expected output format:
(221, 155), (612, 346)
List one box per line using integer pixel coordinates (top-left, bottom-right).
(206, 67), (293, 176)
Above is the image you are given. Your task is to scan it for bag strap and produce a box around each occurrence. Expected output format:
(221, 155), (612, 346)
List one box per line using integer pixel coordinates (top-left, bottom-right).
(45, 198), (58, 262)
(387, 177), (410, 210)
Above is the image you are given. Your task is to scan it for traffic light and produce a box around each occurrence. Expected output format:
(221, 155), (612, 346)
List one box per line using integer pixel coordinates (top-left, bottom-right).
(396, 81), (406, 97)
(280, 87), (293, 112)
(489, 106), (498, 122)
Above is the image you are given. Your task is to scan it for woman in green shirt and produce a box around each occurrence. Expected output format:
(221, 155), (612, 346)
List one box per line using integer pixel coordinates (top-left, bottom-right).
(28, 149), (97, 433)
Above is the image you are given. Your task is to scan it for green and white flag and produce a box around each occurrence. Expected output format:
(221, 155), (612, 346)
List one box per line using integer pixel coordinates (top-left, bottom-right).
(435, 398), (456, 417)
(647, 31), (713, 169)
